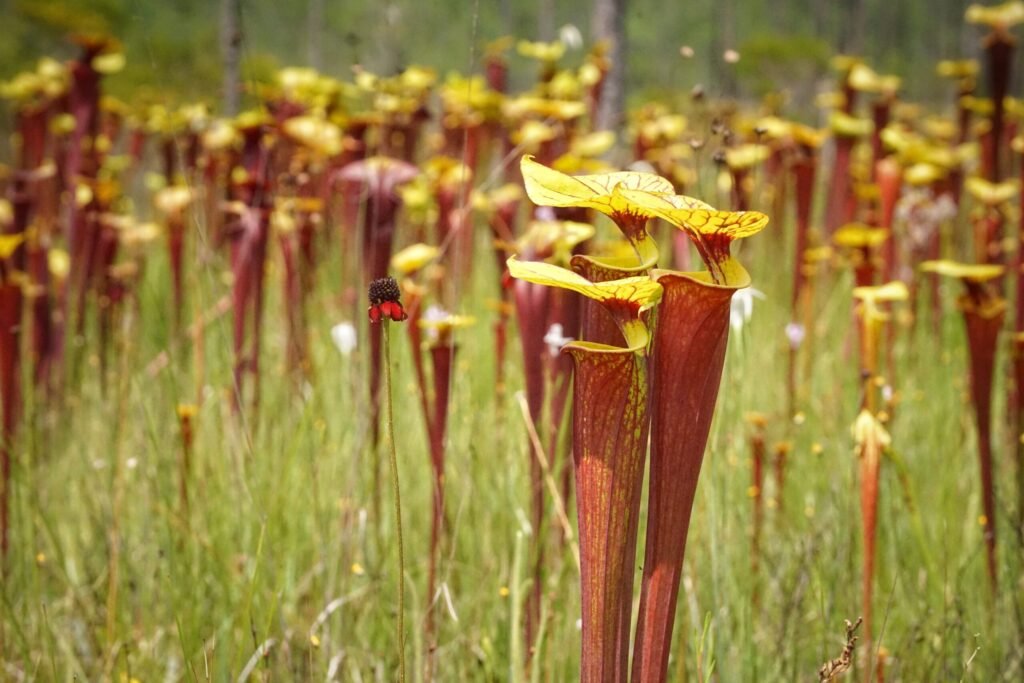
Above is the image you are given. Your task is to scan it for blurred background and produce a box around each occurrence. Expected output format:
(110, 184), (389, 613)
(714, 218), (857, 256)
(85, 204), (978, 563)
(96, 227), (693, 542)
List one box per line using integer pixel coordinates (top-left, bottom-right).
(0, 0), (1011, 134)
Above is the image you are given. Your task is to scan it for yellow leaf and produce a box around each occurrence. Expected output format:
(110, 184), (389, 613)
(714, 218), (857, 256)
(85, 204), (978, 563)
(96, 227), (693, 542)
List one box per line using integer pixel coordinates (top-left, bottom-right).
(516, 40), (566, 62)
(154, 186), (193, 215)
(520, 154), (673, 225)
(853, 281), (909, 321)
(937, 59), (979, 79)
(519, 155), (675, 266)
(829, 111), (873, 138)
(0, 233), (25, 259)
(966, 1), (1024, 29)
(833, 223), (888, 249)
(391, 243), (439, 275)
(508, 257), (660, 308)
(848, 63), (901, 94)
(418, 313), (476, 332)
(724, 144), (770, 170)
(853, 281), (909, 303)
(920, 259), (1004, 282)
(507, 256), (661, 350)
(516, 220), (595, 264)
(964, 176), (1019, 206)
(92, 52), (125, 75)
(903, 162), (947, 186)
(852, 409), (891, 449)
(570, 130), (616, 158)
(48, 249), (70, 280)
(282, 115), (343, 156)
(616, 188), (768, 285)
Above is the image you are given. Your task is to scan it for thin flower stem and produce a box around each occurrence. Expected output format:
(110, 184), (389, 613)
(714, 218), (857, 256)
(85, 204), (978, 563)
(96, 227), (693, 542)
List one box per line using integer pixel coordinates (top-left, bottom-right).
(382, 323), (407, 683)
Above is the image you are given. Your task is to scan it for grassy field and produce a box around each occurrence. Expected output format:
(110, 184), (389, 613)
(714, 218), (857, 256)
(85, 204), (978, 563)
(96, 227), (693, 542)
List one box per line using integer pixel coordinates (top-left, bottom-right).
(2, 167), (1023, 683)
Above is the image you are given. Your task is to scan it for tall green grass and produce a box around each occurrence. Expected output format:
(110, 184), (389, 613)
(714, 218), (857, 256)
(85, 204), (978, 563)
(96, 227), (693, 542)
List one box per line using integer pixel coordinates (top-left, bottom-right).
(2, 190), (1022, 681)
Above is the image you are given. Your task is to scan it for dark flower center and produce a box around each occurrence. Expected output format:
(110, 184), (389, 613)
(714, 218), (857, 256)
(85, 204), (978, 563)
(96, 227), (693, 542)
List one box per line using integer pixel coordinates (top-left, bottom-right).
(369, 276), (402, 306)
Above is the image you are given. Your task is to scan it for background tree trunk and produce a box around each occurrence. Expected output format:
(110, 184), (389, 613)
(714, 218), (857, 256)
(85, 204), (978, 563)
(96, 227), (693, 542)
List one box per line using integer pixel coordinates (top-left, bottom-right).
(538, 0), (555, 40)
(221, 0), (242, 115)
(592, 0), (627, 132)
(711, 0), (737, 97)
(307, 0), (324, 70)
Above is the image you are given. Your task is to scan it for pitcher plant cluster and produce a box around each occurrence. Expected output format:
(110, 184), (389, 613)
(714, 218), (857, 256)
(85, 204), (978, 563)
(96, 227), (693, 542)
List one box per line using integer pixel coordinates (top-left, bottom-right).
(507, 155), (768, 682)
(5, 2), (1024, 681)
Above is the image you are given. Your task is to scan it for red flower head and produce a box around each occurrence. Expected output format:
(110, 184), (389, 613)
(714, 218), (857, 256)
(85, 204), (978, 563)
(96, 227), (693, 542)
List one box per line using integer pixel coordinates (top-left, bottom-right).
(368, 276), (408, 323)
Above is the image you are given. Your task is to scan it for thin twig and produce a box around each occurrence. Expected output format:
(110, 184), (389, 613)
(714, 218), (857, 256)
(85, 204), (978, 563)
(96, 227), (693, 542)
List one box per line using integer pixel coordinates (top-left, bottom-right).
(515, 391), (580, 573)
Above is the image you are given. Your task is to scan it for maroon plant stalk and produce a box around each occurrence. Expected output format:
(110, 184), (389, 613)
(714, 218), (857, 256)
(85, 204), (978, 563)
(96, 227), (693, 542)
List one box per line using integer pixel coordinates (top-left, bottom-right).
(791, 147), (816, 309)
(64, 40), (103, 190)
(854, 297), (891, 663)
(729, 166), (751, 212)
(442, 120), (484, 176)
(511, 277), (551, 652)
(226, 121), (273, 412)
(1, 187), (30, 559)
(424, 339), (454, 669)
(1017, 162), (1024, 529)
(1014, 333), (1024, 531)
(774, 442), (791, 516)
(336, 126), (367, 232)
(546, 288), (581, 506)
(94, 215), (123, 386)
(568, 344), (649, 683)
(0, 274), (22, 559)
(972, 209), (1005, 266)
(824, 134), (855, 236)
(335, 158), (418, 447)
(484, 51), (508, 94)
(569, 253), (645, 675)
(128, 124), (148, 167)
(278, 228), (307, 375)
(0, 90), (50, 553)
(876, 159), (902, 282)
(64, 41), (107, 338)
(487, 194), (520, 395)
(176, 405), (196, 516)
(631, 271), (737, 683)
(870, 99), (892, 173)
(982, 29), (1014, 182)
(168, 209), (187, 330)
(747, 414), (767, 606)
(959, 290), (1004, 591)
(13, 104), (55, 388)
(789, 145), (817, 416)
(857, 418), (883, 666)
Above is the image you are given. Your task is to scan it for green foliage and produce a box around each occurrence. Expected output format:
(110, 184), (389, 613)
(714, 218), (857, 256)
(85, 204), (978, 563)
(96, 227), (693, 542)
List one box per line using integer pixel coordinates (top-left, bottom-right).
(735, 32), (831, 97)
(14, 0), (122, 37)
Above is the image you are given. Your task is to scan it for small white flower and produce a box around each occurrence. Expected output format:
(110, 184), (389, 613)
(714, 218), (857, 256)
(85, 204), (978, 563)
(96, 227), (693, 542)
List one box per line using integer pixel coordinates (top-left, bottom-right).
(730, 287), (765, 334)
(558, 24), (583, 50)
(785, 322), (806, 350)
(933, 193), (957, 222)
(126, 457), (138, 470)
(421, 305), (450, 343)
(534, 206), (557, 221)
(331, 322), (357, 356)
(543, 323), (574, 356)
(882, 384), (894, 403)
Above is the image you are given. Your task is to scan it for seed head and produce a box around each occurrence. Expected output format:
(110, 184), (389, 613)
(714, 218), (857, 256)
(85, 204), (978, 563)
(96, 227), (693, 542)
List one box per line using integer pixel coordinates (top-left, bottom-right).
(368, 276), (408, 323)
